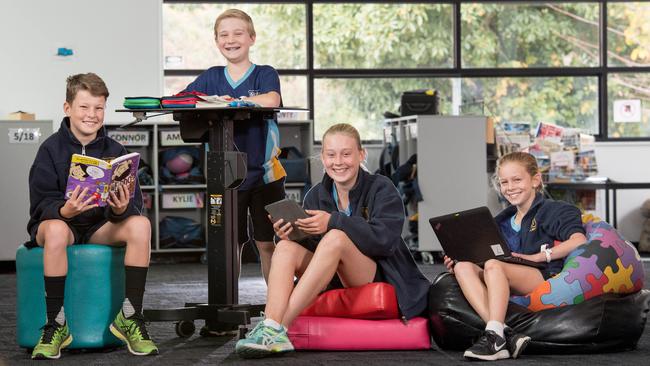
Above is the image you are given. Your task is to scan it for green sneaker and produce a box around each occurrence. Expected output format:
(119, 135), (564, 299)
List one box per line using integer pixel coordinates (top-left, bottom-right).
(31, 321), (73, 359)
(235, 321), (294, 359)
(109, 311), (158, 356)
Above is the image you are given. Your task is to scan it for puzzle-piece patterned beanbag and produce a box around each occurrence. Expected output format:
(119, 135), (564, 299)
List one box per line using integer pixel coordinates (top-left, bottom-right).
(510, 216), (644, 311)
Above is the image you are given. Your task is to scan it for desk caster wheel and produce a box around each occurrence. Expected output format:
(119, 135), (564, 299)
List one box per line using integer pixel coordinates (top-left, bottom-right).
(421, 251), (435, 265)
(175, 320), (195, 338)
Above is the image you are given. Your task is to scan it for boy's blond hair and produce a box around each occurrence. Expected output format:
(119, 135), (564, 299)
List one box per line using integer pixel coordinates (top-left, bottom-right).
(214, 9), (256, 38)
(65, 73), (109, 103)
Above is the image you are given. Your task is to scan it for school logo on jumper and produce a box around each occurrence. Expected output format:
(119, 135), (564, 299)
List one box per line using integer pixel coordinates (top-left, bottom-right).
(530, 218), (537, 232)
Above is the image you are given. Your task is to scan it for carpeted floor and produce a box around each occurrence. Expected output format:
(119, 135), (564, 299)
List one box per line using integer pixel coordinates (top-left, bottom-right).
(1, 261), (649, 365)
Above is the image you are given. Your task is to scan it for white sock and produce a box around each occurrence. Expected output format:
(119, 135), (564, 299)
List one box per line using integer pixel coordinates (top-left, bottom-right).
(262, 318), (284, 331)
(55, 307), (66, 326)
(485, 320), (505, 338)
(122, 298), (135, 318)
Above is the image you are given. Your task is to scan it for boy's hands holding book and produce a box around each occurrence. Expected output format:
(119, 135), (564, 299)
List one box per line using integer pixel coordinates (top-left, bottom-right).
(60, 186), (99, 218)
(108, 184), (130, 215)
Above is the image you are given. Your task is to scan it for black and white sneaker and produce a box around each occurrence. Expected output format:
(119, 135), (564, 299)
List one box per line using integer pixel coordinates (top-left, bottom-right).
(504, 327), (531, 359)
(463, 330), (510, 361)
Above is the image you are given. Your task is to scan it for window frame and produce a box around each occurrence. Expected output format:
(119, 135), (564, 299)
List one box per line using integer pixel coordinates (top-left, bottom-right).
(163, 0), (650, 142)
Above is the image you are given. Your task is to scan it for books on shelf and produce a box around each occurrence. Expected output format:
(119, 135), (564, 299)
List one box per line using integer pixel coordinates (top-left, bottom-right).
(535, 122), (564, 144)
(65, 152), (140, 207)
(491, 120), (599, 183)
(495, 121), (532, 157)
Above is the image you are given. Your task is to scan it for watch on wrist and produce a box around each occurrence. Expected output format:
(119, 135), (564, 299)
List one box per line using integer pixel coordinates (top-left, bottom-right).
(540, 244), (553, 263)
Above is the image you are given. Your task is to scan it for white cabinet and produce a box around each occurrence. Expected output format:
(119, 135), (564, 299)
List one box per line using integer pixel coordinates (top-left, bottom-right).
(0, 120), (53, 260)
(384, 115), (488, 252)
(417, 116), (488, 251)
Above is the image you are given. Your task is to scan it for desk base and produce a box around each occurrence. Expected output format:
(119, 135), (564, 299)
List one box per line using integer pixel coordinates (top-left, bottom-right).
(144, 303), (264, 338)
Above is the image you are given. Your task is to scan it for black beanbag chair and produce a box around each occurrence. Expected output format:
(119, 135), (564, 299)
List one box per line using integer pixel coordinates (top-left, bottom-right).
(428, 272), (650, 354)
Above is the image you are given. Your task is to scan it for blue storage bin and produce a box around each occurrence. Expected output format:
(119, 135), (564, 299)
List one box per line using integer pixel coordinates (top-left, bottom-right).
(279, 146), (309, 183)
(16, 244), (125, 349)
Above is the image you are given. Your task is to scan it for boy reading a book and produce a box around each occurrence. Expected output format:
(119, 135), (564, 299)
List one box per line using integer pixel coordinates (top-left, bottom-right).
(182, 9), (285, 283)
(27, 73), (158, 359)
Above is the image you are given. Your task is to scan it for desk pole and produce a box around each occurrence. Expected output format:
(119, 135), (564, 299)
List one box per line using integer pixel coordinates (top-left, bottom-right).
(605, 187), (610, 225)
(612, 187), (618, 229)
(206, 117), (238, 307)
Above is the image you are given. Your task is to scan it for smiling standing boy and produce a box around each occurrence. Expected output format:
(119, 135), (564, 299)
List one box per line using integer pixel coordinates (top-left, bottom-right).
(183, 9), (286, 284)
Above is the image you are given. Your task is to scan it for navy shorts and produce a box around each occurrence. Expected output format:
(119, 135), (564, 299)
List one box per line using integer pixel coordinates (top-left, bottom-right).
(28, 219), (109, 247)
(237, 177), (286, 244)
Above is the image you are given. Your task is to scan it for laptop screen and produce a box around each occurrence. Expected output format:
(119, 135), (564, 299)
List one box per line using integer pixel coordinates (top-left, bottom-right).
(428, 206), (512, 263)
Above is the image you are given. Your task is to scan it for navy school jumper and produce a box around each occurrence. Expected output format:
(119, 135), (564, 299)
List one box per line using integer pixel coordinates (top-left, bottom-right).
(27, 117), (143, 243)
(494, 192), (585, 275)
(300, 169), (430, 320)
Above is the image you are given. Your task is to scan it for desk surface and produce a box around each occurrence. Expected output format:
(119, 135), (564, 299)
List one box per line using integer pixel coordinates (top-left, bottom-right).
(117, 107), (277, 113)
(116, 107), (306, 113)
(546, 181), (650, 190)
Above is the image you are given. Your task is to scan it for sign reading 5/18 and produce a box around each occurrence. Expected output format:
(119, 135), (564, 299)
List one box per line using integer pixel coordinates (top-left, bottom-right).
(8, 128), (41, 144)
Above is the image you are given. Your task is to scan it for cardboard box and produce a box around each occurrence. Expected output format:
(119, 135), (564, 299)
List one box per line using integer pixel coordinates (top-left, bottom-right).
(7, 111), (36, 121)
(486, 117), (495, 144)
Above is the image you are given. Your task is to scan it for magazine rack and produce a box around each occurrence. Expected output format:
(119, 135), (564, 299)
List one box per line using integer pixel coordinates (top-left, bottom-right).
(117, 107), (289, 336)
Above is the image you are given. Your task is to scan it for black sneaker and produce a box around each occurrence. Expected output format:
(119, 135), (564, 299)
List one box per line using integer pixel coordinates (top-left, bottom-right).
(504, 327), (531, 359)
(463, 330), (510, 361)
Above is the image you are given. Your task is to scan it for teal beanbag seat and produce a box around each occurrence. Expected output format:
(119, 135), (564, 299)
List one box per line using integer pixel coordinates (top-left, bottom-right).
(16, 244), (125, 349)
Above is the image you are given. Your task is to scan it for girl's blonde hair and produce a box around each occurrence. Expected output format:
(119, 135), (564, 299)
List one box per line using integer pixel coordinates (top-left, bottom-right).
(323, 123), (363, 150)
(493, 151), (544, 192)
(214, 9), (256, 38)
(322, 123), (362, 151)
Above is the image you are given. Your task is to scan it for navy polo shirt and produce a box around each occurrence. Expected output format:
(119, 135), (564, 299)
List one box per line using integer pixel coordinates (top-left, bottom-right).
(184, 64), (285, 190)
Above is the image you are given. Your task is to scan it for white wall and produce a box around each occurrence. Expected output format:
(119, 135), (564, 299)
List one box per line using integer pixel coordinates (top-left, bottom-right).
(0, 0), (162, 126)
(595, 141), (650, 242)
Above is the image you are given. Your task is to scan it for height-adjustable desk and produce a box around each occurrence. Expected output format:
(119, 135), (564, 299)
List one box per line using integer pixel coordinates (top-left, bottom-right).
(117, 106), (289, 336)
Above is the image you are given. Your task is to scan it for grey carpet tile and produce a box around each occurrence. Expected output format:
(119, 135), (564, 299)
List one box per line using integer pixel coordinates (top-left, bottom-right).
(0, 262), (648, 365)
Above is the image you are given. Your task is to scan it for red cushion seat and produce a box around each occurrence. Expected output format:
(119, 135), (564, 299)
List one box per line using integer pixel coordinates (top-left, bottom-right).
(300, 282), (399, 319)
(288, 282), (430, 350)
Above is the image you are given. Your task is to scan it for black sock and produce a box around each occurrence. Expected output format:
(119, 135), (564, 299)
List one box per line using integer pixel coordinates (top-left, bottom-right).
(44, 276), (66, 324)
(124, 266), (148, 316)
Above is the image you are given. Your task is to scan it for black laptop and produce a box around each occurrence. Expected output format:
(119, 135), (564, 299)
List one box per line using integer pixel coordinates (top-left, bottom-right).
(428, 206), (544, 269)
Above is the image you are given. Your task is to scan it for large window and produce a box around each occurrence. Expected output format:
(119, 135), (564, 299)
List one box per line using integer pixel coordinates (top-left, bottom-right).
(461, 3), (600, 68)
(163, 1), (650, 141)
(163, 3), (306, 70)
(313, 3), (453, 69)
(314, 78), (453, 140)
(463, 77), (599, 134)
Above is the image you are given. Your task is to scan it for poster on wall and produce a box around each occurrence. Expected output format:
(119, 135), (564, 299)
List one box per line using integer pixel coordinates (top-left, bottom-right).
(613, 99), (641, 123)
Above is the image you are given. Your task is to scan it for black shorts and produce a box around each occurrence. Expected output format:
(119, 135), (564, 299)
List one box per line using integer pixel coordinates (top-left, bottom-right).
(238, 177), (285, 244)
(539, 268), (556, 281)
(28, 219), (109, 247)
